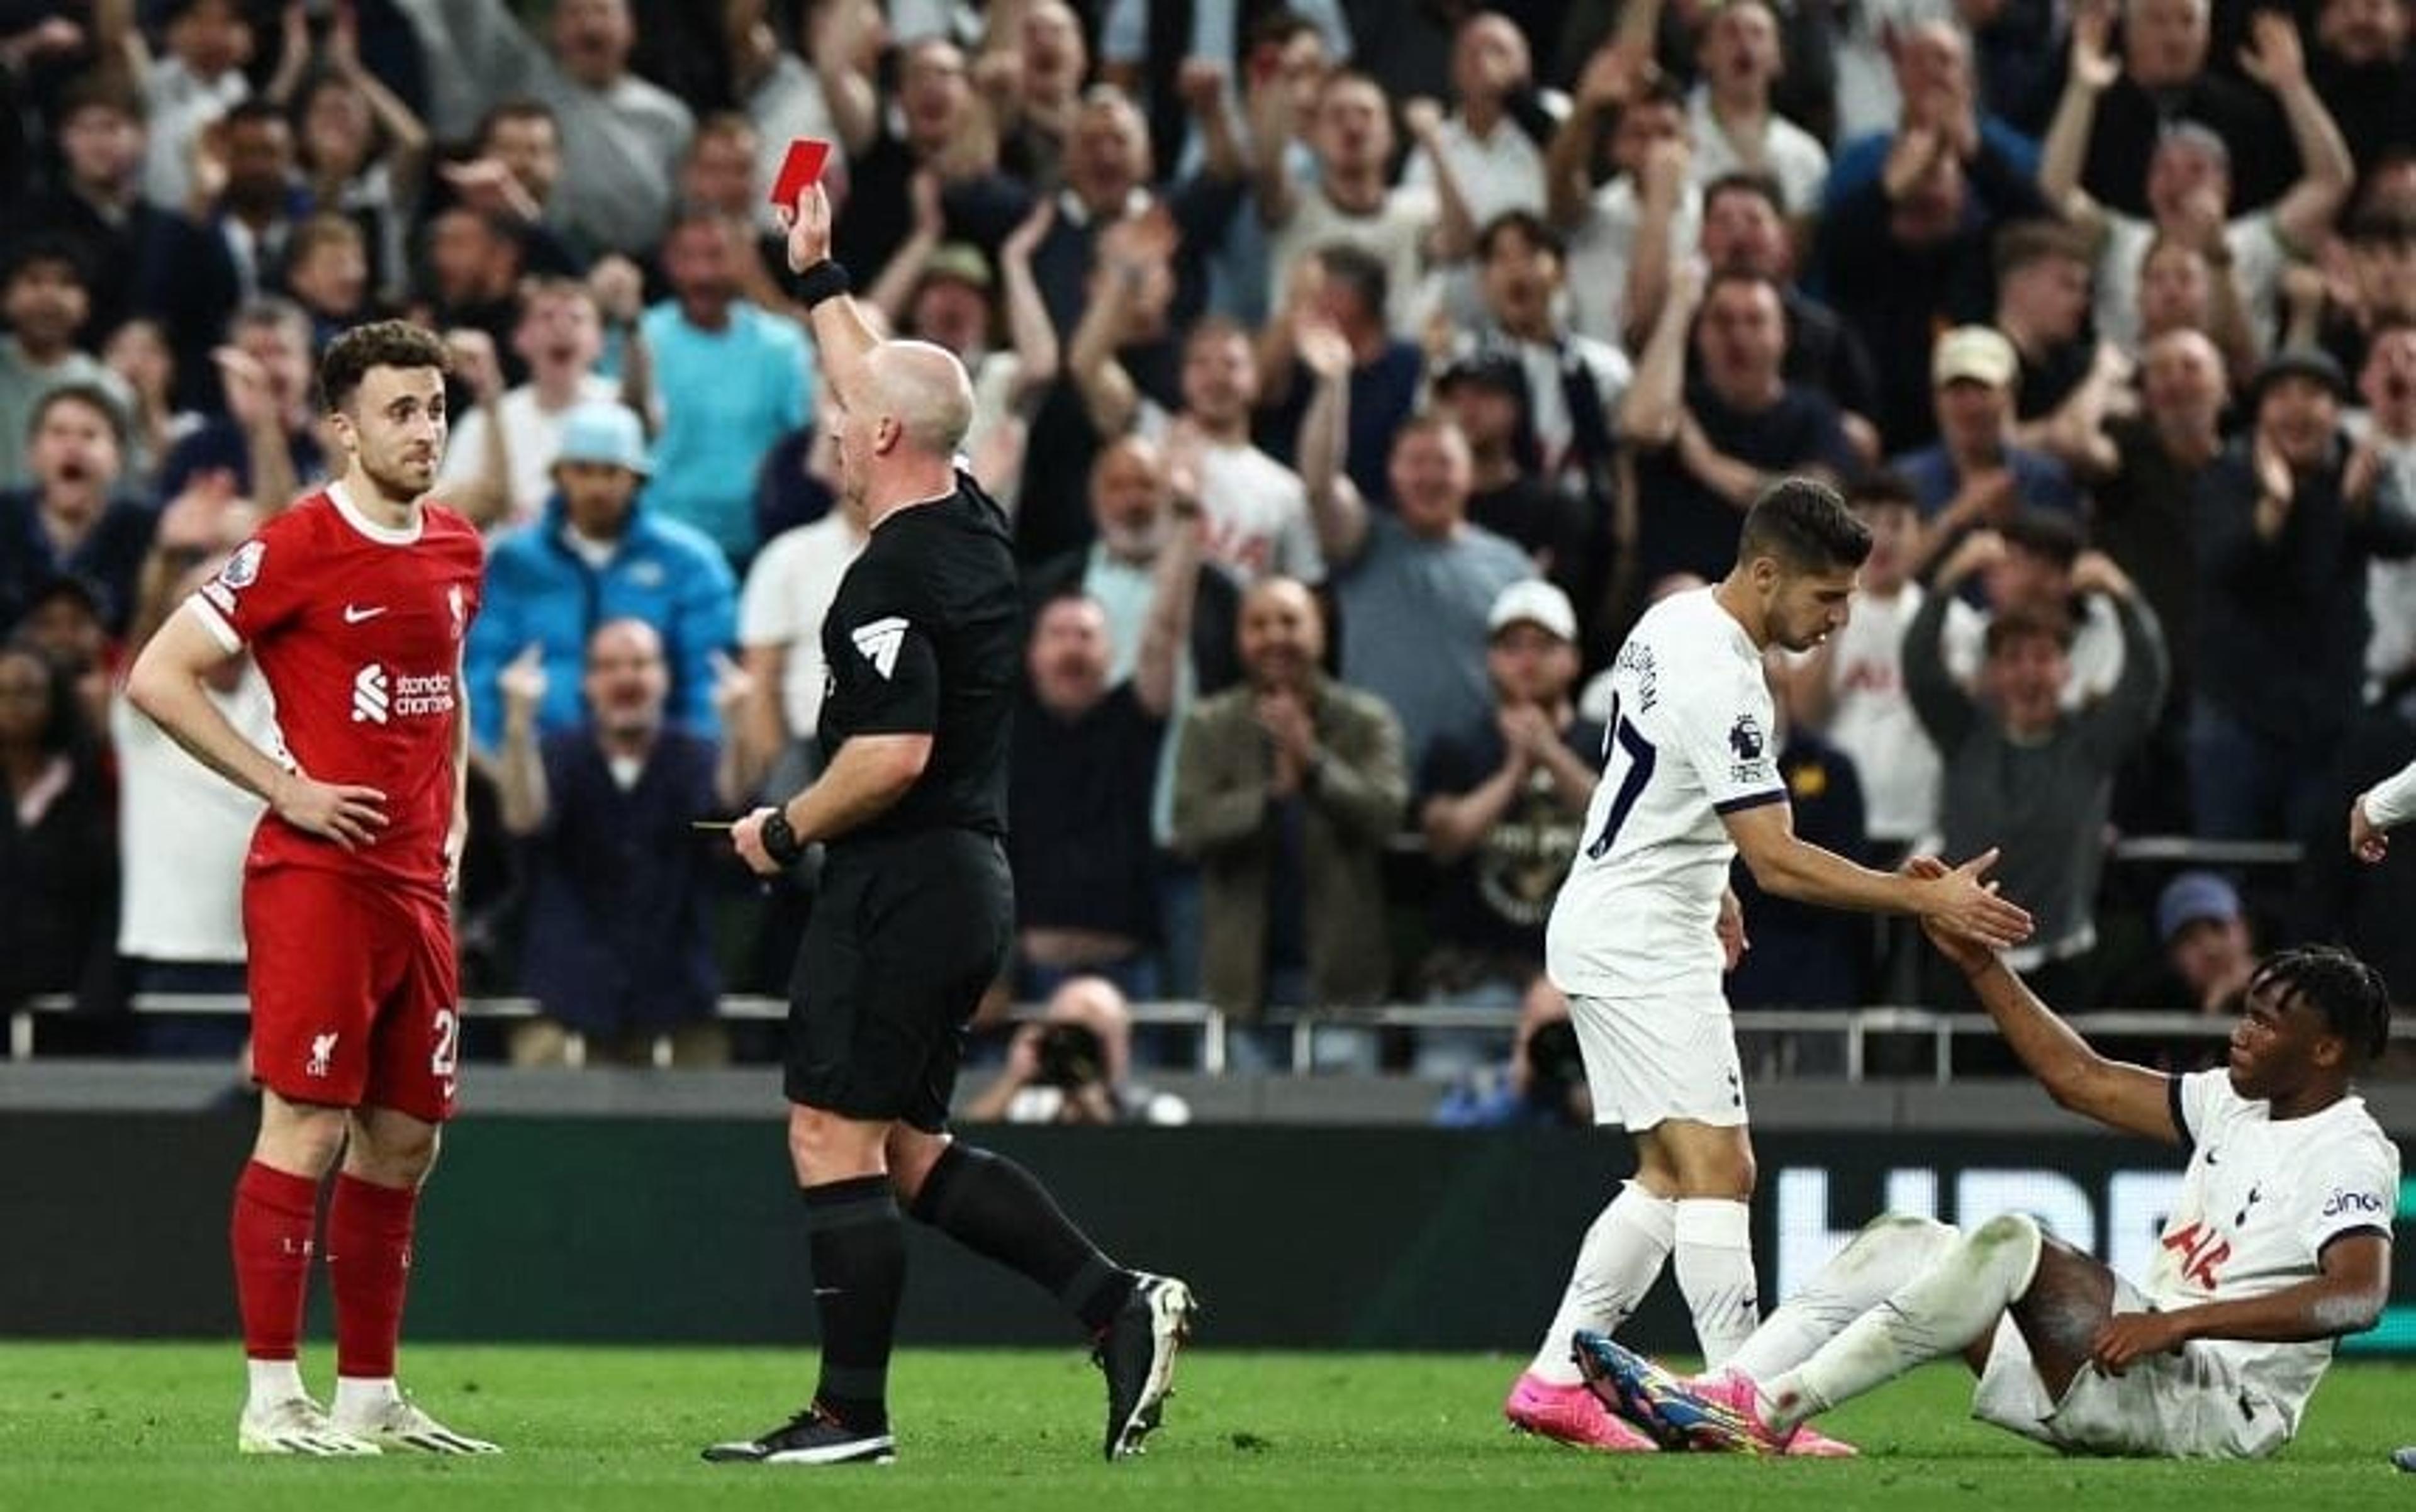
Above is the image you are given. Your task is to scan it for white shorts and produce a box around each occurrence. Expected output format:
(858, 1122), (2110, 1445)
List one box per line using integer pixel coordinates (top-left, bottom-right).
(1567, 993), (1746, 1132)
(1971, 1272), (2290, 1460)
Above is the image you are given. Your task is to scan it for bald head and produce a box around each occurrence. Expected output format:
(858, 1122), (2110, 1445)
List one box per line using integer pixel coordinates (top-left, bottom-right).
(867, 339), (975, 457)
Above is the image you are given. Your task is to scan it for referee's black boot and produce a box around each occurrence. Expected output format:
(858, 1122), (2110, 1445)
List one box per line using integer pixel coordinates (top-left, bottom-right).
(702, 1403), (895, 1466)
(1094, 1274), (1199, 1460)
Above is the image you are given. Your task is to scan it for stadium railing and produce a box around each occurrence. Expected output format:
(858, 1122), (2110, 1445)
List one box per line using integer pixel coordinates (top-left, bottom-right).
(18, 992), (2415, 1077)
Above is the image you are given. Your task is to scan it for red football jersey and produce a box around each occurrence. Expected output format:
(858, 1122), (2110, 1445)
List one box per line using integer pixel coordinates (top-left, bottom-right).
(191, 483), (484, 894)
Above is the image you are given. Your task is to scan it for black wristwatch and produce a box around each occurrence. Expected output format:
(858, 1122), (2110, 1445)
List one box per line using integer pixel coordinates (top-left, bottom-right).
(760, 807), (806, 866)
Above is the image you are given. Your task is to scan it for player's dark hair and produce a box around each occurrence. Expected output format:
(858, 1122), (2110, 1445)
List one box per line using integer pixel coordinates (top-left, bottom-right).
(1738, 476), (1871, 573)
(28, 381), (130, 449)
(2251, 946), (2392, 1065)
(317, 320), (450, 413)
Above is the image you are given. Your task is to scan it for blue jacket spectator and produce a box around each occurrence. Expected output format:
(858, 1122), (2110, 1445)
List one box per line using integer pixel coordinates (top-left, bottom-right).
(466, 403), (736, 751)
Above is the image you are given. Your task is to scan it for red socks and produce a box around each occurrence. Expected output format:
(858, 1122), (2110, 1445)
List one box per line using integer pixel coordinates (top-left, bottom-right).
(327, 1173), (419, 1380)
(230, 1161), (320, 1362)
(230, 1162), (421, 1376)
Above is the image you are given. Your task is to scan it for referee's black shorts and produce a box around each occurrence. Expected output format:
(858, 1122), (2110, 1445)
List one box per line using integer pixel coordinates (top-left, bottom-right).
(784, 828), (1013, 1129)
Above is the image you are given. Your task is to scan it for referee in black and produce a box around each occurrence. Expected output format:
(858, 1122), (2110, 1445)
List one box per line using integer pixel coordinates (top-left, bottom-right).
(703, 182), (1194, 1468)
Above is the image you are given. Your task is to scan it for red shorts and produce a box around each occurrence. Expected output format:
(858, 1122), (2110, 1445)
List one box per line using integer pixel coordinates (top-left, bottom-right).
(245, 866), (461, 1123)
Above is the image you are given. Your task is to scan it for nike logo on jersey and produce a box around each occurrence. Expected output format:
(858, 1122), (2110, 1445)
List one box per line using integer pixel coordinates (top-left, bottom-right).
(851, 617), (909, 680)
(344, 603), (389, 624)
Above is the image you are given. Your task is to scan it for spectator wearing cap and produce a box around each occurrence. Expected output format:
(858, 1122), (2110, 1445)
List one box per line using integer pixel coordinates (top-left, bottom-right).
(638, 208), (813, 566)
(1907, 547), (2167, 1005)
(466, 401), (738, 752)
(2192, 349), (2416, 839)
(0, 240), (133, 491)
(1415, 580), (1600, 1049)
(2154, 871), (2256, 1014)
(2041, 5), (2356, 356)
(1306, 408), (1536, 773)
(0, 386), (156, 641)
(1891, 325), (2082, 544)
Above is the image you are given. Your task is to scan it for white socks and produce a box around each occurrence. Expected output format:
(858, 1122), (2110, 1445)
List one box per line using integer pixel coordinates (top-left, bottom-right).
(1674, 1198), (1760, 1370)
(1763, 1212), (2043, 1434)
(1725, 1213), (1959, 1382)
(1528, 1182), (1677, 1384)
(334, 1375), (403, 1419)
(246, 1357), (305, 1409)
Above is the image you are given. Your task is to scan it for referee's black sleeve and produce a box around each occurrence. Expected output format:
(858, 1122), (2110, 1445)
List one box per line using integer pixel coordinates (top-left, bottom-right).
(829, 619), (942, 737)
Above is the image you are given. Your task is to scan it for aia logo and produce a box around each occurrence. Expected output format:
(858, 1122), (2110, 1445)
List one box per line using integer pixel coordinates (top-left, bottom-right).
(2161, 1220), (2231, 1290)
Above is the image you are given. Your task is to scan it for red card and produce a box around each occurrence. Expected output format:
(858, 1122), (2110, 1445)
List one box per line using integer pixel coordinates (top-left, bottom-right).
(769, 138), (832, 210)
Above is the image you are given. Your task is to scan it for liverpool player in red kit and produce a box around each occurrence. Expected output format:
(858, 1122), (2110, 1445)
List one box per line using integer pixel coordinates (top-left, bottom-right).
(128, 322), (496, 1456)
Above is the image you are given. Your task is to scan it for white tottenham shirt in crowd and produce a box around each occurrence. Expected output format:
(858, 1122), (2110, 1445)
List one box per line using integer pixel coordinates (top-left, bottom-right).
(1546, 587), (1784, 1000)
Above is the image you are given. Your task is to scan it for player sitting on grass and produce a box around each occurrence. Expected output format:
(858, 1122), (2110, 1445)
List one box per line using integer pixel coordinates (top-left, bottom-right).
(1574, 886), (2397, 1460)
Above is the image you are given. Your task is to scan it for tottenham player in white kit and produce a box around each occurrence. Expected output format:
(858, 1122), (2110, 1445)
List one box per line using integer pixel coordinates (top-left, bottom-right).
(1506, 478), (2036, 1453)
(1579, 911), (2398, 1461)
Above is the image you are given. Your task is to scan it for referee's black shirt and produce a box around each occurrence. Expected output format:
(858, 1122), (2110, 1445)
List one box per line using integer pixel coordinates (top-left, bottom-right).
(815, 470), (1022, 845)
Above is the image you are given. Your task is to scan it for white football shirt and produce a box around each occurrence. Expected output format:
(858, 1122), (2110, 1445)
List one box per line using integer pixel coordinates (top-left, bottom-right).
(1546, 588), (1784, 997)
(2149, 1068), (2400, 1440)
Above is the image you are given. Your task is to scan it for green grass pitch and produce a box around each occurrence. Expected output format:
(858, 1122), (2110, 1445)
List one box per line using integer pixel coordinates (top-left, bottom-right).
(4, 1343), (2411, 1511)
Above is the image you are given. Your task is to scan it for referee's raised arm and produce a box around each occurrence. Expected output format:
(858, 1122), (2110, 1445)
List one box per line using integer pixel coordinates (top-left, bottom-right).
(776, 182), (883, 410)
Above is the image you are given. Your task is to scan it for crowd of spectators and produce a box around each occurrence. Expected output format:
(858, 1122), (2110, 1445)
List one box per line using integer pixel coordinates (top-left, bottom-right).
(4, 0), (2415, 1080)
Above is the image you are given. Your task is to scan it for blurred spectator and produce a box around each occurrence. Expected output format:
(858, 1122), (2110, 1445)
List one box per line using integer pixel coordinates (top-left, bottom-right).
(422, 0), (695, 258)
(1826, 18), (2042, 210)
(283, 211), (379, 348)
(2193, 351), (2416, 838)
(972, 0), (1090, 191)
(1542, 59), (1694, 350)
(2040, 7), (2354, 354)
(1010, 591), (1181, 1001)
(1696, 171), (1882, 454)
(1402, 11), (1553, 236)
(1170, 577), (1406, 1032)
(1728, 656), (1872, 1014)
(2313, 203), (2416, 381)
(1908, 551), (2166, 1004)
(1457, 213), (1629, 512)
(2134, 233), (2258, 384)
(2358, 322), (2416, 695)
(494, 617), (746, 1067)
(1100, 0), (1352, 188)
(963, 975), (1190, 1125)
(1307, 401), (1533, 772)
(110, 477), (266, 1056)
(157, 297), (322, 505)
(102, 0), (255, 215)
(1932, 515), (2131, 710)
(0, 641), (115, 1020)
(2070, 0), (2297, 219)
(0, 237), (132, 490)
(438, 276), (620, 530)
(135, 98), (308, 405)
(815, 31), (1028, 282)
(14, 575), (115, 737)
(1622, 266), (1857, 587)
(1432, 977), (1590, 1126)
(19, 75), (164, 344)
(2309, 0), (2416, 177)
(734, 501), (866, 798)
(439, 97), (585, 275)
(418, 205), (527, 369)
(1415, 581), (1597, 1035)
(2151, 870), (2256, 1014)
(1815, 65), (2049, 451)
(638, 210), (812, 564)
(1784, 472), (1941, 866)
(1432, 351), (1588, 590)
(0, 384), (155, 637)
(269, 2), (431, 301)
(2088, 328), (2229, 714)
(1890, 326), (2080, 535)
(1075, 315), (1323, 586)
(103, 318), (204, 491)
(1255, 67), (1454, 333)
(2296, 680), (2416, 1003)
(1686, 0), (1827, 220)
(1251, 243), (1423, 508)
(1989, 221), (2126, 468)
(466, 402), (738, 752)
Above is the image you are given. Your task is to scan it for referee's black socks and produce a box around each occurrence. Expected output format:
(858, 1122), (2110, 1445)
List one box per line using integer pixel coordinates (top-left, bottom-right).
(801, 1175), (906, 1430)
(909, 1143), (1138, 1331)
